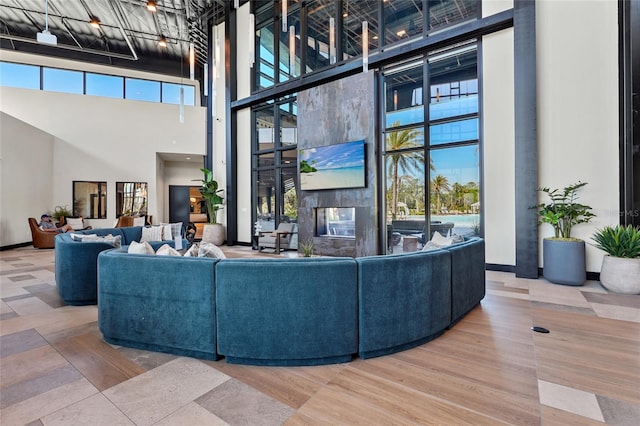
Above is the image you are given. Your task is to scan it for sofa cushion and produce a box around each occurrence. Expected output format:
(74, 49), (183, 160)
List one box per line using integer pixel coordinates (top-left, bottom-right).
(161, 222), (183, 238)
(128, 241), (155, 254)
(133, 216), (146, 227)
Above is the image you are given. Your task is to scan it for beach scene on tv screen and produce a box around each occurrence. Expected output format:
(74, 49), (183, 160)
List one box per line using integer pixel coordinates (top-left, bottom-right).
(299, 140), (366, 190)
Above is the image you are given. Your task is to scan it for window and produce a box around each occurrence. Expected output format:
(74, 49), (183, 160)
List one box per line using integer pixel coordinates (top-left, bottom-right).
(43, 68), (83, 94)
(86, 73), (124, 98)
(0, 62), (39, 90)
(162, 83), (196, 106)
(125, 78), (161, 102)
(383, 43), (480, 253)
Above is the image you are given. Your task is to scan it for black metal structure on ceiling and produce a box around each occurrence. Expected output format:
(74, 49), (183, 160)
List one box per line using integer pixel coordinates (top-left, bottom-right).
(0, 0), (226, 76)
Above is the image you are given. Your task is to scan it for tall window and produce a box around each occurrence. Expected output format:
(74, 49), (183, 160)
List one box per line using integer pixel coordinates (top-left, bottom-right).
(383, 42), (480, 253)
(253, 96), (299, 233)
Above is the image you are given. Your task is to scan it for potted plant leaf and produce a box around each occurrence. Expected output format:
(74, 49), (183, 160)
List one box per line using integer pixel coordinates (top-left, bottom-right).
(591, 225), (640, 294)
(194, 168), (225, 245)
(536, 181), (595, 285)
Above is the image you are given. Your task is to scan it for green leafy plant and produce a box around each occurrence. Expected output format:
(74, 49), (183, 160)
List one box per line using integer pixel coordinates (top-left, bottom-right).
(194, 168), (224, 224)
(591, 225), (640, 258)
(51, 205), (72, 222)
(535, 181), (595, 239)
(299, 240), (314, 257)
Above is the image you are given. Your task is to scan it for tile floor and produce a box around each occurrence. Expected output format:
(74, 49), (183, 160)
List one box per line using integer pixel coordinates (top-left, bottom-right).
(1, 245), (639, 425)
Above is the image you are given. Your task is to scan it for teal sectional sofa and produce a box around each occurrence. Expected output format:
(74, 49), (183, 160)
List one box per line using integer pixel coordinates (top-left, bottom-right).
(96, 237), (485, 365)
(55, 226), (180, 305)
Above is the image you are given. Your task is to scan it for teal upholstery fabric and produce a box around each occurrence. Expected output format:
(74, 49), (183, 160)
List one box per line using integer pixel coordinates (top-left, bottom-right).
(216, 258), (358, 366)
(356, 250), (452, 359)
(54, 227), (182, 305)
(98, 249), (218, 360)
(444, 237), (486, 326)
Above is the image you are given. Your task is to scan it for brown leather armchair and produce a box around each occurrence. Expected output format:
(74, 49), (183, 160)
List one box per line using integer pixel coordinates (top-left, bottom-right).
(28, 218), (57, 249)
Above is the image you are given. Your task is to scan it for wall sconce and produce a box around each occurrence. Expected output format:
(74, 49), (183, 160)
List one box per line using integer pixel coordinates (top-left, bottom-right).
(158, 35), (167, 47)
(89, 17), (100, 29)
(146, 1), (157, 12)
(362, 21), (369, 73)
(189, 42), (195, 80)
(329, 17), (336, 64)
(289, 25), (295, 76)
(249, 13), (255, 68)
(282, 0), (288, 32)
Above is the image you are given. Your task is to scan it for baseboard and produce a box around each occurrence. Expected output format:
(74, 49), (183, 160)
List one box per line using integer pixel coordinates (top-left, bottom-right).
(485, 263), (516, 273)
(0, 242), (32, 251)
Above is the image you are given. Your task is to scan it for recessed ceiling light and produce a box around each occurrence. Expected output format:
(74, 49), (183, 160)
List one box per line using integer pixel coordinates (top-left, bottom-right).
(89, 17), (100, 28)
(146, 1), (157, 12)
(185, 157), (191, 160)
(396, 29), (406, 37)
(158, 36), (167, 47)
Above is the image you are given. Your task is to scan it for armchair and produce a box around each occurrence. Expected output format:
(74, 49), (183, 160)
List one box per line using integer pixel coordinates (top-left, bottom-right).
(258, 222), (296, 252)
(28, 218), (56, 249)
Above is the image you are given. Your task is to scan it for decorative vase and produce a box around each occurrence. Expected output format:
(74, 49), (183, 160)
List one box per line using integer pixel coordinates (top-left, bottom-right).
(202, 224), (225, 246)
(599, 255), (640, 294)
(543, 238), (586, 286)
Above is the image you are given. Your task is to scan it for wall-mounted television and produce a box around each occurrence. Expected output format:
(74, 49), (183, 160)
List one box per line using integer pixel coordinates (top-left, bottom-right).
(299, 140), (366, 191)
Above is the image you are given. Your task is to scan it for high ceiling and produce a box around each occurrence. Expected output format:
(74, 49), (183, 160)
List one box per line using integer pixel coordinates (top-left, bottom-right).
(0, 0), (226, 76)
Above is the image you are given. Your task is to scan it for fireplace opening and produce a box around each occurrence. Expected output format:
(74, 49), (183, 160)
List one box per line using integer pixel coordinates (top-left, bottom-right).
(316, 207), (355, 238)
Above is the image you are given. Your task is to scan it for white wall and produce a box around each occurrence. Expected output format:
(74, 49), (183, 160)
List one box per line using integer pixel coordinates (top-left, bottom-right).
(536, 0), (619, 272)
(162, 160), (205, 220)
(0, 113), (54, 246)
(0, 52), (207, 245)
(482, 28), (516, 266)
(483, 0), (513, 17)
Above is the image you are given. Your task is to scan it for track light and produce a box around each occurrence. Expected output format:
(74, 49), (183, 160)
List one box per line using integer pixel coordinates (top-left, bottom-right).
(89, 17), (100, 29)
(158, 35), (167, 47)
(146, 1), (157, 12)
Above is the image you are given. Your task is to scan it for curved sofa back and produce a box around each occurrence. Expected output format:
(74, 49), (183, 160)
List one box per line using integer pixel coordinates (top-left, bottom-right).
(98, 249), (219, 360)
(55, 226), (179, 305)
(96, 238), (485, 365)
(356, 249), (452, 359)
(215, 257), (358, 366)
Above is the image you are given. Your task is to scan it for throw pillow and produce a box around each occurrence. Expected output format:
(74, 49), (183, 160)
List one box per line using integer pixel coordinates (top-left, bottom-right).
(128, 240), (155, 255)
(140, 226), (163, 243)
(198, 242), (226, 259)
(161, 224), (172, 240)
(161, 222), (183, 239)
(182, 243), (199, 257)
(133, 216), (146, 227)
(102, 234), (122, 248)
(70, 233), (99, 241)
(66, 217), (85, 230)
(156, 244), (181, 256)
(430, 231), (452, 247)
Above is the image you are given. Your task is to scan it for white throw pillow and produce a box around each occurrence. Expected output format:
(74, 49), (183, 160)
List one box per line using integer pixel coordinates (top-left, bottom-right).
(156, 243), (181, 256)
(140, 226), (163, 243)
(161, 224), (172, 240)
(182, 243), (200, 257)
(430, 231), (453, 247)
(101, 234), (122, 248)
(70, 233), (98, 241)
(66, 217), (85, 230)
(128, 240), (155, 254)
(198, 242), (226, 259)
(133, 216), (146, 227)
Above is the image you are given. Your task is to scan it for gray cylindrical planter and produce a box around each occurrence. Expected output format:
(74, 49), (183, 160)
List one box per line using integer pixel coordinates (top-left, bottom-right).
(599, 255), (640, 294)
(543, 238), (586, 286)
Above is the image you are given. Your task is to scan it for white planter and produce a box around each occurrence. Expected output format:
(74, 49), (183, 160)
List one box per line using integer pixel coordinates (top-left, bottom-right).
(202, 224), (225, 246)
(599, 255), (640, 294)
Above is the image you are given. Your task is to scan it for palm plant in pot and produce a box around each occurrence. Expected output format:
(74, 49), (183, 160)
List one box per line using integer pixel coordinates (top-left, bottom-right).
(536, 181), (595, 285)
(195, 168), (225, 245)
(591, 225), (640, 294)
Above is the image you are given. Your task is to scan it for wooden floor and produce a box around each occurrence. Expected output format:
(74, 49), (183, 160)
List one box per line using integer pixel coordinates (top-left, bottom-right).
(1, 245), (639, 425)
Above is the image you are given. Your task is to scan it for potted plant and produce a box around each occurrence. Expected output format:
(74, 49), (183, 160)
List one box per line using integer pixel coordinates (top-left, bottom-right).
(591, 225), (640, 294)
(536, 181), (595, 286)
(299, 239), (314, 257)
(51, 205), (72, 223)
(195, 168), (225, 245)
